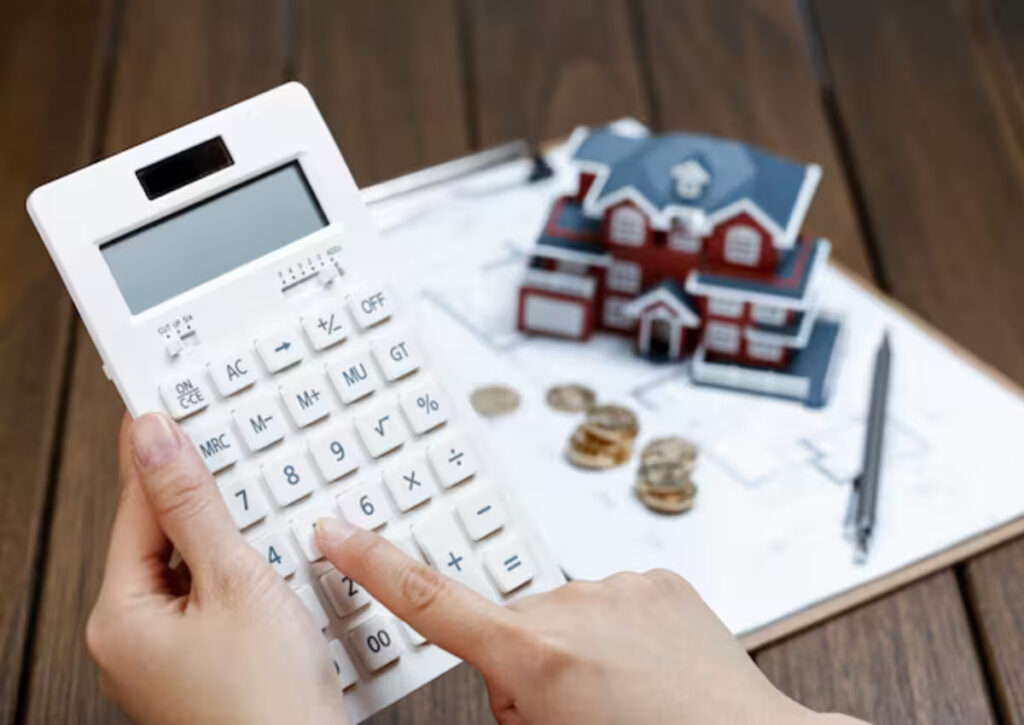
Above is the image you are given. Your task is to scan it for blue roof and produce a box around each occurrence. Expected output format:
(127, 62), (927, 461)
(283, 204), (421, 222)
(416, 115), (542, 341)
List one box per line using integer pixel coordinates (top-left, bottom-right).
(652, 279), (700, 312)
(573, 128), (813, 231)
(687, 238), (829, 302)
(536, 197), (605, 256)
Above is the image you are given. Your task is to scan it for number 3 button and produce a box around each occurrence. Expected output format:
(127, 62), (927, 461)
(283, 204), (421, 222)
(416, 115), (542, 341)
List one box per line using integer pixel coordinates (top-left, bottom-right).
(336, 480), (392, 530)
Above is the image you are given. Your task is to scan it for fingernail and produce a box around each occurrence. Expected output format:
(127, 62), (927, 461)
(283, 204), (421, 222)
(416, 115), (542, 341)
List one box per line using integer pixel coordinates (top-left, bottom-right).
(316, 516), (358, 543)
(131, 413), (181, 469)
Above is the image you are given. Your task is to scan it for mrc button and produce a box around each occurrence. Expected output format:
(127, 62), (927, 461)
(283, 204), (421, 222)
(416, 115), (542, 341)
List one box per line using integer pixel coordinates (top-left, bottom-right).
(347, 285), (393, 329)
(159, 372), (210, 420)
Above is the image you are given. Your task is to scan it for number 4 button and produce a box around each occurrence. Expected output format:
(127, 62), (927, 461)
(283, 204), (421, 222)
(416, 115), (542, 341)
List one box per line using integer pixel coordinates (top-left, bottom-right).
(251, 532), (298, 578)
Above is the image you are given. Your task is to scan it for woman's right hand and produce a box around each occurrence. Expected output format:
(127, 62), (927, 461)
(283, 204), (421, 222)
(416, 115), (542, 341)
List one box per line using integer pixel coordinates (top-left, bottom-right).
(315, 517), (867, 725)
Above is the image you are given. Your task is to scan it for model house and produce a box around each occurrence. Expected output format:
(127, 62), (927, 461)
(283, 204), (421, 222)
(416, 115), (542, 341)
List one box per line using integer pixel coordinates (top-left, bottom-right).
(518, 124), (842, 406)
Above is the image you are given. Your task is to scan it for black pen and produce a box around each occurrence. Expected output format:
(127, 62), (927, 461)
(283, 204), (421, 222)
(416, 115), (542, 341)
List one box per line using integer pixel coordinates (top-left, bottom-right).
(852, 332), (891, 562)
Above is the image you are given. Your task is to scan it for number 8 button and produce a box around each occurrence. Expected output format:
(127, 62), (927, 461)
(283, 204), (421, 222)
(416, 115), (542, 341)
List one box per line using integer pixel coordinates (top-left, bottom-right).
(348, 615), (404, 672)
(261, 449), (316, 507)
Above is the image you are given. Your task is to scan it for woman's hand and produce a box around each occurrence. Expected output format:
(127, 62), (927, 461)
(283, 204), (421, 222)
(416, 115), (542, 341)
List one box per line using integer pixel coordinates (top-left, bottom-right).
(87, 413), (348, 725)
(315, 517), (868, 725)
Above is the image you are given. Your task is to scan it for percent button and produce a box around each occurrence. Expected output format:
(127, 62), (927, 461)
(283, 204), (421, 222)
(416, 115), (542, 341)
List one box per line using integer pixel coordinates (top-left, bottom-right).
(399, 383), (450, 435)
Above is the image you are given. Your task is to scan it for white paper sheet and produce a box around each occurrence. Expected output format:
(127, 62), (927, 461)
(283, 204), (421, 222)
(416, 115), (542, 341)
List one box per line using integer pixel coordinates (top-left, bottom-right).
(366, 143), (1024, 638)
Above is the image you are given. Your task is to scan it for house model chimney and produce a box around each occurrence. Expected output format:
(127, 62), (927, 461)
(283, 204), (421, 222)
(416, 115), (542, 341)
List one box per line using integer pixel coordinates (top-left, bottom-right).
(672, 159), (711, 201)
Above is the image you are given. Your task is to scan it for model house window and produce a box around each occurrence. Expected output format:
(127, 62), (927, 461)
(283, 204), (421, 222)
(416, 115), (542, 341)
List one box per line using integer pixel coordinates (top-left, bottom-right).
(747, 341), (784, 363)
(751, 304), (787, 326)
(723, 225), (762, 266)
(607, 260), (642, 293)
(603, 297), (633, 329)
(667, 219), (702, 253)
(556, 260), (588, 276)
(707, 297), (744, 319)
(704, 321), (740, 354)
(609, 206), (646, 246)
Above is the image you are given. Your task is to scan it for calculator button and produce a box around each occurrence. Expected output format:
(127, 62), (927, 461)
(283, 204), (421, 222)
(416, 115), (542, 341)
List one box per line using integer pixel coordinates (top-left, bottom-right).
(302, 307), (349, 351)
(370, 331), (419, 381)
(381, 456), (435, 512)
(208, 350), (258, 396)
(261, 451), (316, 507)
(308, 426), (363, 481)
(348, 285), (393, 329)
(290, 504), (337, 561)
(295, 585), (330, 630)
(280, 372), (332, 427)
(484, 537), (535, 594)
(326, 351), (380, 404)
(232, 395), (286, 452)
(255, 329), (304, 373)
(221, 478), (269, 530)
(411, 512), (489, 594)
(399, 382), (449, 435)
(188, 421), (240, 473)
(327, 639), (358, 689)
(159, 372), (210, 420)
(319, 568), (372, 618)
(427, 434), (477, 487)
(348, 616), (404, 672)
(401, 620), (428, 646)
(252, 532), (298, 578)
(354, 405), (406, 457)
(336, 480), (393, 530)
(455, 486), (505, 541)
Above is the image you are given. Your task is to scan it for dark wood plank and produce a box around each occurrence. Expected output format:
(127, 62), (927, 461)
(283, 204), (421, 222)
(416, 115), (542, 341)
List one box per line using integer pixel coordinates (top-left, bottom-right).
(22, 2), (287, 722)
(294, 0), (471, 186)
(812, 0), (1024, 382)
(0, 1), (113, 722)
(467, 0), (649, 146)
(984, 0), (1024, 98)
(293, 3), (492, 722)
(635, 0), (872, 276)
(756, 571), (996, 724)
(964, 540), (1024, 723)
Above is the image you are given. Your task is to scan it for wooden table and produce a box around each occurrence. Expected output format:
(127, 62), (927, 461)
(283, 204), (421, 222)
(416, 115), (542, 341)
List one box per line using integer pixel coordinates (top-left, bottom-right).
(3, 1), (1024, 723)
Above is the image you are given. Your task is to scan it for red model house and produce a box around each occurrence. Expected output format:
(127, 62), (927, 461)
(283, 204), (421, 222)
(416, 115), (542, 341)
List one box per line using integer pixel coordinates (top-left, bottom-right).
(518, 124), (842, 407)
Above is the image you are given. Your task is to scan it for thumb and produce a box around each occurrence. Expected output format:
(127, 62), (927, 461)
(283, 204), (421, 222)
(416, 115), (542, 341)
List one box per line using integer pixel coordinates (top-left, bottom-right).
(130, 413), (248, 578)
(316, 517), (521, 670)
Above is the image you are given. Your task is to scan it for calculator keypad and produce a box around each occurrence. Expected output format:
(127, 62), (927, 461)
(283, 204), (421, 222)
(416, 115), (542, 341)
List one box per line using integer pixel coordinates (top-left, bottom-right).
(166, 282), (546, 699)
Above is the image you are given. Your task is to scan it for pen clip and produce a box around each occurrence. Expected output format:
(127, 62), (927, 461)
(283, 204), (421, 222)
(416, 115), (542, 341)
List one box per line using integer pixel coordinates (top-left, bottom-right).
(843, 474), (863, 541)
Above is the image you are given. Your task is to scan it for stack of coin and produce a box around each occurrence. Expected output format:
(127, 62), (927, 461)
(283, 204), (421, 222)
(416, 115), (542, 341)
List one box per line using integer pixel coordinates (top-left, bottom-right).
(566, 404), (639, 469)
(634, 437), (699, 513)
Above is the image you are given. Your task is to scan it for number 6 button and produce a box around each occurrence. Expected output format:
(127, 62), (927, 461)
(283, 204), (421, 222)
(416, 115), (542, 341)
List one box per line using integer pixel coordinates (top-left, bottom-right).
(348, 615), (404, 672)
(336, 480), (392, 530)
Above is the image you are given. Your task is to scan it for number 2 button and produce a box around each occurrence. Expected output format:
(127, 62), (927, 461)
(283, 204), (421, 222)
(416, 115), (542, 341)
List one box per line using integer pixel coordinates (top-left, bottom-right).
(262, 451), (315, 507)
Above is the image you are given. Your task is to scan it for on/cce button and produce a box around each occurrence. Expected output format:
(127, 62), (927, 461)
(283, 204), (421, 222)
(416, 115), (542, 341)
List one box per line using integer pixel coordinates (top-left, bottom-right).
(347, 285), (393, 329)
(159, 371), (210, 419)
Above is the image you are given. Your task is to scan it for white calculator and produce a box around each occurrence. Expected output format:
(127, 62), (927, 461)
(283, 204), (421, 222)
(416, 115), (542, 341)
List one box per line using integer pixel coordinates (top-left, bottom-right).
(27, 82), (564, 722)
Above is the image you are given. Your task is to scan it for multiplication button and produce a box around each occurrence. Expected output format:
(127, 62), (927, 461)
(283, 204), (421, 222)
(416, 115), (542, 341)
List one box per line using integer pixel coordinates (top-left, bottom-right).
(159, 371), (210, 420)
(347, 285), (393, 329)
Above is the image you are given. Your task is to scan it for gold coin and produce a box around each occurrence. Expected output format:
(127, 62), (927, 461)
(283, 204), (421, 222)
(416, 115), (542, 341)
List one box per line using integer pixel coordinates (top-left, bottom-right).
(567, 424), (633, 469)
(585, 404), (639, 442)
(635, 477), (697, 514)
(546, 383), (597, 413)
(641, 437), (698, 466)
(470, 385), (520, 417)
(639, 461), (694, 489)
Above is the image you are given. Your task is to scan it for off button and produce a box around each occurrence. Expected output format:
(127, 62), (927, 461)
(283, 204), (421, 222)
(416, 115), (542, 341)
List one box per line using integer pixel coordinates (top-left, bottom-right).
(158, 371), (210, 420)
(347, 284), (393, 329)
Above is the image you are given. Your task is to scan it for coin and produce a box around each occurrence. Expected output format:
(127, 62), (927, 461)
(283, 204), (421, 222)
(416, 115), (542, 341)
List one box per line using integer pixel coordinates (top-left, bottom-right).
(470, 385), (520, 417)
(640, 437), (698, 466)
(585, 404), (639, 442)
(640, 460), (695, 489)
(566, 423), (633, 469)
(546, 383), (597, 413)
(636, 483), (697, 514)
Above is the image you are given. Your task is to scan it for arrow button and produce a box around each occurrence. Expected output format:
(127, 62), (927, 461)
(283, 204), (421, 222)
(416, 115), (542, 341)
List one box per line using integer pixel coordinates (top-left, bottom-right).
(256, 329), (304, 373)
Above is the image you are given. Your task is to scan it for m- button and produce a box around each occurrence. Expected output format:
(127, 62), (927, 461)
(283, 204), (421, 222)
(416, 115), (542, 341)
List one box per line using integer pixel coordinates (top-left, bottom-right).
(347, 285), (393, 329)
(159, 371), (210, 420)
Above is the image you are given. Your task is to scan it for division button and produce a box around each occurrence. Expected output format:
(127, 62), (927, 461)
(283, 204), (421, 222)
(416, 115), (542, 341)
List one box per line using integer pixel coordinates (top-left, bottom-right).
(426, 433), (478, 488)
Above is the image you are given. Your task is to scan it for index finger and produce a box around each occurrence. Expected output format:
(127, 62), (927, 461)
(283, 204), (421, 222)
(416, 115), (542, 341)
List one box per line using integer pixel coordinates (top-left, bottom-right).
(315, 517), (520, 670)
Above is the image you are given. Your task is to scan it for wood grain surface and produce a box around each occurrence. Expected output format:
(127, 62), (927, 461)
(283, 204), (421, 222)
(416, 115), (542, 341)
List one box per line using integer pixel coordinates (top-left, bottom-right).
(21, 2), (287, 722)
(756, 571), (997, 724)
(294, 0), (471, 187)
(0, 1), (113, 722)
(466, 0), (649, 145)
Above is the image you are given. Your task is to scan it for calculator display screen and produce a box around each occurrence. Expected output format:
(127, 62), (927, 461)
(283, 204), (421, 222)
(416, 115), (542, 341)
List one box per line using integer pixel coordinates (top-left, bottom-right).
(101, 162), (327, 313)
